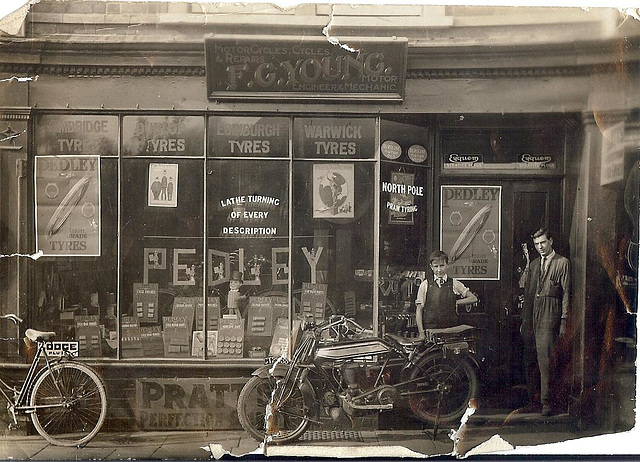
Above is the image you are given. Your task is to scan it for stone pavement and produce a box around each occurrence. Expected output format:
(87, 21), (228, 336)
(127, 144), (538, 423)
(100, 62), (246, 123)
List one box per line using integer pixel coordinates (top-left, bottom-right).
(0, 410), (616, 460)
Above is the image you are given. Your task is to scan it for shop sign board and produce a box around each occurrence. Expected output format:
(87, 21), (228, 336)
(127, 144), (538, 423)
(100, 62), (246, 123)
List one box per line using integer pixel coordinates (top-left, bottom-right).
(440, 185), (501, 280)
(208, 116), (290, 157)
(136, 378), (241, 430)
(600, 121), (625, 186)
(205, 35), (407, 102)
(35, 155), (101, 256)
(442, 153), (559, 171)
(294, 117), (376, 159)
(35, 114), (118, 156)
(122, 116), (204, 156)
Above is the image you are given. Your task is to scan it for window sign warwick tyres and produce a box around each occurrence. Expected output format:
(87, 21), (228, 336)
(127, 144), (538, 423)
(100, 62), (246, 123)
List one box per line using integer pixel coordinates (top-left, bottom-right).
(205, 35), (408, 101)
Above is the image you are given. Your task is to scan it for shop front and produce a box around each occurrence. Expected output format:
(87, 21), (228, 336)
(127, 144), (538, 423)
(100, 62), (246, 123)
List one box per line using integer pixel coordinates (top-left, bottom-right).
(0, 3), (638, 434)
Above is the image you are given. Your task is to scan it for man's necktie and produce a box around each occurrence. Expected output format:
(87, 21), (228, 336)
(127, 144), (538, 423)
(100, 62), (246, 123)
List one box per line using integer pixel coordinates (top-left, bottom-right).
(539, 257), (546, 282)
(437, 277), (444, 287)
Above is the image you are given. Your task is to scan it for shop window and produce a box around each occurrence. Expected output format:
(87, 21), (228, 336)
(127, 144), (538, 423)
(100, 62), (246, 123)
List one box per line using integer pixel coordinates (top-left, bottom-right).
(120, 159), (204, 359)
(207, 159), (290, 360)
(29, 157), (118, 359)
(378, 119), (431, 338)
(292, 161), (375, 329)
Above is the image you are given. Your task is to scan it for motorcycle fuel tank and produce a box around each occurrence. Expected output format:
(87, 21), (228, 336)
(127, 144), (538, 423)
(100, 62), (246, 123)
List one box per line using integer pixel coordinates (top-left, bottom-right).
(315, 338), (391, 360)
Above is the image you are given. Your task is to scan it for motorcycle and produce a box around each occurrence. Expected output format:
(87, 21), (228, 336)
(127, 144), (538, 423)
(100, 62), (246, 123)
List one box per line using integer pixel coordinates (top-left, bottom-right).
(237, 314), (480, 444)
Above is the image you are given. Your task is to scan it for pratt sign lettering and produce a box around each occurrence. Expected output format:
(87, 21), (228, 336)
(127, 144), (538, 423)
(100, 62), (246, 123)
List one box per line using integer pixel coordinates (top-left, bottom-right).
(136, 378), (241, 430)
(205, 35), (407, 101)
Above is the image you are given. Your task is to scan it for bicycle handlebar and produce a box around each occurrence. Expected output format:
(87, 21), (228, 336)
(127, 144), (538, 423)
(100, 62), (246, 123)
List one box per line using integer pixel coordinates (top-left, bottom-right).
(0, 314), (23, 324)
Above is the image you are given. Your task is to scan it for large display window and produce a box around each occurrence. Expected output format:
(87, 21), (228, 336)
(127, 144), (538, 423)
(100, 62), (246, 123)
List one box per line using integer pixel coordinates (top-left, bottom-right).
(13, 113), (387, 363)
(30, 156), (119, 358)
(207, 159), (290, 359)
(120, 158), (204, 359)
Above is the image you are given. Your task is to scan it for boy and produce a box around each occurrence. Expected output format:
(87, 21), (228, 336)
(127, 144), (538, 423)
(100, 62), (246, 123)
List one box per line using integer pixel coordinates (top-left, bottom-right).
(416, 250), (478, 338)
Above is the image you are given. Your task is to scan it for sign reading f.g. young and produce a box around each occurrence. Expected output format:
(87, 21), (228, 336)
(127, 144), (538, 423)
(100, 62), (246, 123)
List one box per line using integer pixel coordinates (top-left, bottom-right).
(205, 35), (408, 102)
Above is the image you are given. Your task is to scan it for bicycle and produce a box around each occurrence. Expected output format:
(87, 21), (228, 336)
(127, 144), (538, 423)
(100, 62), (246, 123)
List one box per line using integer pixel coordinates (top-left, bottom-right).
(0, 313), (107, 447)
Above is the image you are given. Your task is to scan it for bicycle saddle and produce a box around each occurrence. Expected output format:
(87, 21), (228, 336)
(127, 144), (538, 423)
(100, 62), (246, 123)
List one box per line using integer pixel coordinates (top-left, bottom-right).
(25, 329), (56, 342)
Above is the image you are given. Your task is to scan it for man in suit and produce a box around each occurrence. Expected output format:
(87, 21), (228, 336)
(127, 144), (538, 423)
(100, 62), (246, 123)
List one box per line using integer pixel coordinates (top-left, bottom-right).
(521, 228), (571, 416)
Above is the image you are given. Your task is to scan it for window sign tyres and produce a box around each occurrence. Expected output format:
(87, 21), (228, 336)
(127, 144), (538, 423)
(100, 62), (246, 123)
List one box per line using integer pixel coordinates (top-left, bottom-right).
(35, 114), (118, 155)
(208, 116), (290, 157)
(35, 155), (101, 256)
(440, 185), (501, 280)
(122, 116), (204, 156)
(293, 117), (376, 159)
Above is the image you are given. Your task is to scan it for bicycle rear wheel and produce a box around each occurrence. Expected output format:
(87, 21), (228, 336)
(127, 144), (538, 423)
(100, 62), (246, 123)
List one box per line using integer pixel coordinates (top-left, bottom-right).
(29, 362), (107, 447)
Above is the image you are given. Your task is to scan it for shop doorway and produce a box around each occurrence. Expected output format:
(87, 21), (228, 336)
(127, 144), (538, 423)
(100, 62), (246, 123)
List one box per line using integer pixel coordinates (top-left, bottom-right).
(439, 179), (563, 389)
(501, 180), (563, 387)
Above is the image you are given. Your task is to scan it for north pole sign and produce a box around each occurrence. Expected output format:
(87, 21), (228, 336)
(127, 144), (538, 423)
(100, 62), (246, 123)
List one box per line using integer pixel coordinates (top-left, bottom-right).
(205, 35), (407, 102)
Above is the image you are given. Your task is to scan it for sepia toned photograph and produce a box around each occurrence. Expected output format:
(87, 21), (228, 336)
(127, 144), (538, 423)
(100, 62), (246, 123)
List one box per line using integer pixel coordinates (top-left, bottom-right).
(0, 0), (638, 459)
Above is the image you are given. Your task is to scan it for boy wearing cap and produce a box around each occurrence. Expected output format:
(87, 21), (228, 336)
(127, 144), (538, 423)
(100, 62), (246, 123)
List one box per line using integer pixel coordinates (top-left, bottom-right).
(416, 250), (477, 338)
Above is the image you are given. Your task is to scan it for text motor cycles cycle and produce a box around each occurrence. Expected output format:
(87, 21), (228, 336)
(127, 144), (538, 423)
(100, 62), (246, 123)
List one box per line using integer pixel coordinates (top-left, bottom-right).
(237, 315), (479, 444)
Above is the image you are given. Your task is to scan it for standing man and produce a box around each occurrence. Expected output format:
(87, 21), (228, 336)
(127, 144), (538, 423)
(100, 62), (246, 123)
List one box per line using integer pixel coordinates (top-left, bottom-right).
(416, 250), (477, 337)
(521, 228), (571, 416)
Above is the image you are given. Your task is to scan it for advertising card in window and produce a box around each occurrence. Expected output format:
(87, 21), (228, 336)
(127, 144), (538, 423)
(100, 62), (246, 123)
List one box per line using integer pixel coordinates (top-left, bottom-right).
(312, 163), (354, 219)
(148, 163), (178, 207)
(35, 155), (101, 256)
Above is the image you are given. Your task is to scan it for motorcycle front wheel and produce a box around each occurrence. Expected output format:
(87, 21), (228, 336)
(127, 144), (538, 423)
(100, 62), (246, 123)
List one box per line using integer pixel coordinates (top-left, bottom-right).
(408, 352), (478, 424)
(237, 375), (310, 444)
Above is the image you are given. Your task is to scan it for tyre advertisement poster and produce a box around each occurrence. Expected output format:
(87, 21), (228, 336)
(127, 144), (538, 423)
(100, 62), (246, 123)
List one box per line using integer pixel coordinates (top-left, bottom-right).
(312, 163), (354, 219)
(35, 155), (101, 256)
(440, 185), (501, 280)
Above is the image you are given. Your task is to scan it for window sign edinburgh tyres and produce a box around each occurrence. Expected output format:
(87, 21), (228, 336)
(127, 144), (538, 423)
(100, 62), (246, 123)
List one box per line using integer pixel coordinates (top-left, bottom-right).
(440, 185), (501, 280)
(35, 155), (101, 256)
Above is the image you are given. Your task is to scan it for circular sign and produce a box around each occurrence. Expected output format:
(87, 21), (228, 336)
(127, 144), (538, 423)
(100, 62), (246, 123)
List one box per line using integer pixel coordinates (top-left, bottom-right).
(408, 144), (428, 163)
(381, 140), (402, 160)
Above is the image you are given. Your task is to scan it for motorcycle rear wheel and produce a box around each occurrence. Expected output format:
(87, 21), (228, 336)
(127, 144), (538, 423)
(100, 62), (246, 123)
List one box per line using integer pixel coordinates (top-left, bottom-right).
(237, 375), (310, 444)
(408, 352), (477, 424)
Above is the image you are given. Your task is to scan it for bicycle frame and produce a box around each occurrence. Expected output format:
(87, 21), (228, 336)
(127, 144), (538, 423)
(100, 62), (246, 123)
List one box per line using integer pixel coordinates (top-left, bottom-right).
(0, 338), (70, 423)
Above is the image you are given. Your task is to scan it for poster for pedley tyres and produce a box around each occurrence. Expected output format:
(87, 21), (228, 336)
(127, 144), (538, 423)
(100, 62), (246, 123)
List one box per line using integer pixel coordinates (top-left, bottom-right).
(35, 155), (101, 256)
(440, 185), (501, 280)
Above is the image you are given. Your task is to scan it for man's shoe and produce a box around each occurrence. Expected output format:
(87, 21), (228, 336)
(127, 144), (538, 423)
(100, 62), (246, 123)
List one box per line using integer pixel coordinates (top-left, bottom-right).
(541, 405), (552, 416)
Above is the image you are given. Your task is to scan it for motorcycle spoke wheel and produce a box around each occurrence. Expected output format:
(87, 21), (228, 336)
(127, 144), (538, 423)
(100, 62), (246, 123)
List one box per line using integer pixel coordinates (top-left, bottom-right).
(237, 375), (310, 444)
(30, 362), (107, 447)
(408, 353), (477, 424)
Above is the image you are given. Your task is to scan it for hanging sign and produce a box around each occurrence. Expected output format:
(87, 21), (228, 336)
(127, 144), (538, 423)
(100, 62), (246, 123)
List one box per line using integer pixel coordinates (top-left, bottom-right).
(35, 155), (101, 256)
(385, 172), (419, 225)
(205, 35), (407, 102)
(440, 185), (501, 280)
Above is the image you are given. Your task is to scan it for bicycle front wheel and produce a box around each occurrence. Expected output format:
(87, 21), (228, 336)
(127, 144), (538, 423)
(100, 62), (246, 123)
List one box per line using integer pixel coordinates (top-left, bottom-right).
(29, 362), (107, 447)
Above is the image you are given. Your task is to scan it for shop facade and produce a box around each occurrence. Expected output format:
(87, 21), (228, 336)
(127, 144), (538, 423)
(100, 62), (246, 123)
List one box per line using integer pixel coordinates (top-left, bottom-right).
(0, 2), (638, 433)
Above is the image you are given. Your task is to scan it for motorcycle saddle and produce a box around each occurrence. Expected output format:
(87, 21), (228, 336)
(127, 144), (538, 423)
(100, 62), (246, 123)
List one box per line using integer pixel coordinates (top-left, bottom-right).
(425, 324), (476, 343)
